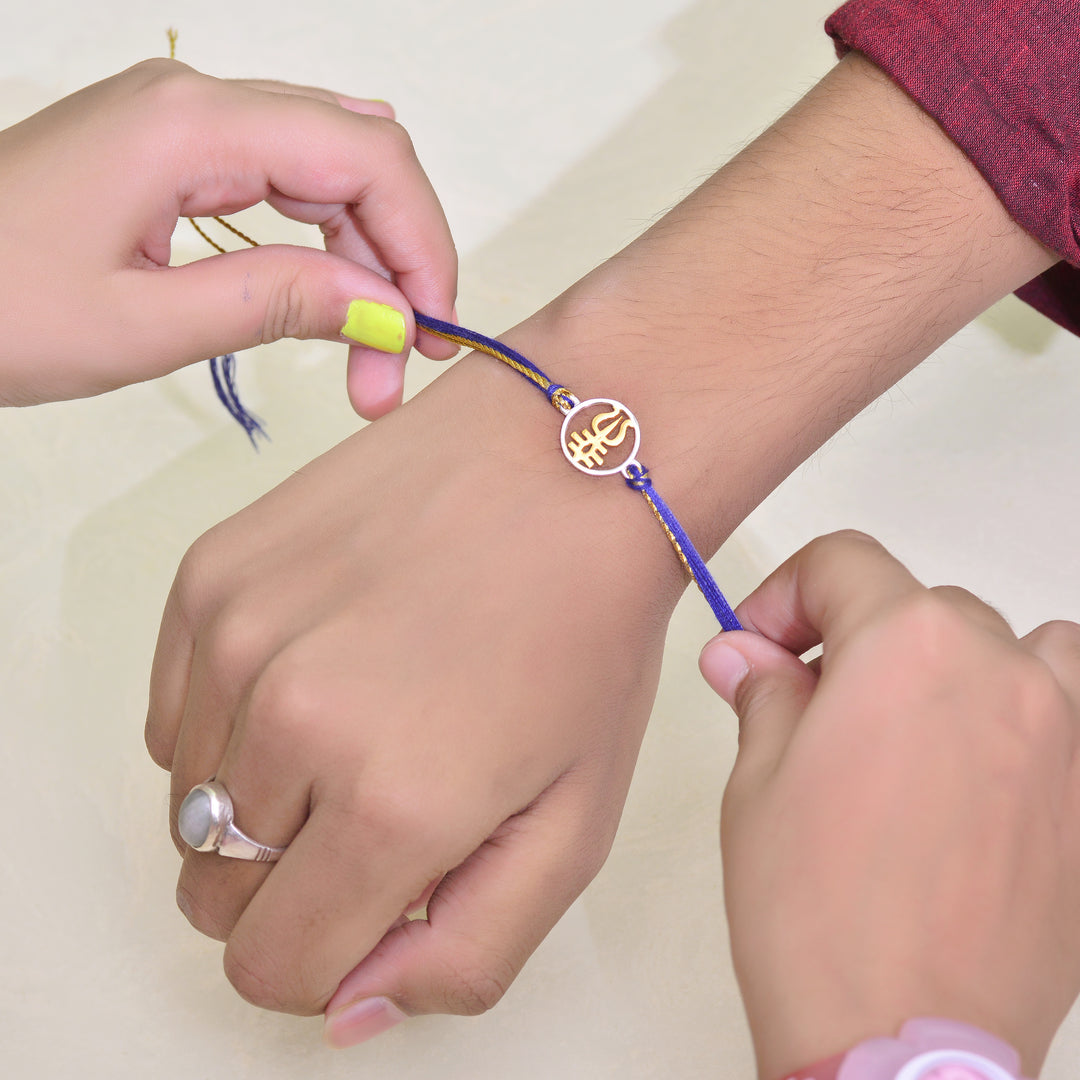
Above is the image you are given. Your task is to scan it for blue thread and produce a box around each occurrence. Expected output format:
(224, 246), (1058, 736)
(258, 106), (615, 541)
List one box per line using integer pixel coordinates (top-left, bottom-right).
(414, 313), (551, 387)
(209, 354), (267, 447)
(546, 383), (570, 407)
(623, 463), (651, 491)
(622, 464), (741, 631)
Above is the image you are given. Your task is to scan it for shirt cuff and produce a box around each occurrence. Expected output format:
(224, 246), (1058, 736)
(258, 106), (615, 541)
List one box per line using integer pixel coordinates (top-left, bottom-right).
(826, 0), (1080, 335)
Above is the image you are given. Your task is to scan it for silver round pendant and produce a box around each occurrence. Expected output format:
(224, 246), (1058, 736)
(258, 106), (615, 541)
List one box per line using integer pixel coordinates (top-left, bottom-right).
(559, 398), (641, 476)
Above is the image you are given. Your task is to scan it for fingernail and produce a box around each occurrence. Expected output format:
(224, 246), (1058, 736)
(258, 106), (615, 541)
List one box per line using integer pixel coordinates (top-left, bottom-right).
(699, 640), (749, 704)
(337, 95), (393, 111)
(324, 996), (408, 1048)
(341, 300), (406, 353)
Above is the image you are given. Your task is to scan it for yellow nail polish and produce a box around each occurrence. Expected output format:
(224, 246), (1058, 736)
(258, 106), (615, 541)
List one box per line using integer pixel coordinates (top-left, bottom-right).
(341, 300), (406, 353)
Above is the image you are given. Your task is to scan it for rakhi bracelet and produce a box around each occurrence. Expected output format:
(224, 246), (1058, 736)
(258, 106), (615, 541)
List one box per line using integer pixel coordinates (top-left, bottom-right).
(169, 44), (740, 625)
(206, 310), (741, 630)
(413, 313), (741, 631)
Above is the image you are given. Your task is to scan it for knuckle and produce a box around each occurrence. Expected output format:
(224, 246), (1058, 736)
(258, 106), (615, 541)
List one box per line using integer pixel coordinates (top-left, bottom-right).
(127, 59), (209, 118)
(172, 529), (228, 628)
(201, 601), (276, 689)
(927, 583), (980, 606)
(223, 940), (297, 1013)
(245, 648), (334, 751)
(1027, 619), (1080, 664)
(884, 590), (966, 650)
(802, 529), (883, 573)
(356, 781), (459, 856)
(143, 718), (173, 770)
(1011, 653), (1070, 737)
(176, 884), (231, 943)
(827, 527), (878, 545)
(126, 57), (191, 84)
(438, 950), (516, 1016)
(376, 117), (418, 165)
(816, 528), (880, 552)
(262, 268), (309, 344)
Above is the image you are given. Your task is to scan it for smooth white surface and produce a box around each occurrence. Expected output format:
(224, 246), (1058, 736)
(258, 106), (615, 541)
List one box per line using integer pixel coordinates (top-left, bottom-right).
(1, 2), (1079, 1077)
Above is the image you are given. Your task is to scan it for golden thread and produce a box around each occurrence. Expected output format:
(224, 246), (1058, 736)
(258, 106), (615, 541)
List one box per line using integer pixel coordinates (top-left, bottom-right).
(212, 216), (261, 248)
(169, 31), (261, 256)
(188, 217), (227, 254)
(421, 328), (553, 396)
(641, 488), (695, 579)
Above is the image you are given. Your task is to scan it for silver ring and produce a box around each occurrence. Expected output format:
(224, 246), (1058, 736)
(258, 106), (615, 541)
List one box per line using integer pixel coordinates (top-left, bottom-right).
(177, 780), (286, 863)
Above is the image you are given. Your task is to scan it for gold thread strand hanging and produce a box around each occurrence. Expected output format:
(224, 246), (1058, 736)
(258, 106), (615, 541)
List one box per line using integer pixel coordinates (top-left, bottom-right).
(188, 217), (227, 254)
(211, 217), (261, 248)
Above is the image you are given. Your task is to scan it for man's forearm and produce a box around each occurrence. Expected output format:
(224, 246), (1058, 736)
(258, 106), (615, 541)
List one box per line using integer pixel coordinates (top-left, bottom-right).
(490, 52), (1054, 558)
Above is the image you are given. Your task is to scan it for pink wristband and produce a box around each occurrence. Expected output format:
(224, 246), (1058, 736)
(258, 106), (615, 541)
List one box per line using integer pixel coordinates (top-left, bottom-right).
(780, 1019), (1032, 1080)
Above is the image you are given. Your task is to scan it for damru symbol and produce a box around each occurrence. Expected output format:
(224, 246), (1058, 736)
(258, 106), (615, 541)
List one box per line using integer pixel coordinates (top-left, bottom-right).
(566, 406), (635, 469)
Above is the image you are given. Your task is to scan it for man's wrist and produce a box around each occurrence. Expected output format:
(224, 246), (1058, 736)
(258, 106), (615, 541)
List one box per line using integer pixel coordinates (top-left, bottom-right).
(478, 53), (1053, 564)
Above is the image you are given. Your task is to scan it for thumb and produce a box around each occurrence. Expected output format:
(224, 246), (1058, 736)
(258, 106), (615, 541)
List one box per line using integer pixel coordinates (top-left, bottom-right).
(321, 778), (607, 1047)
(123, 244), (415, 406)
(699, 630), (818, 780)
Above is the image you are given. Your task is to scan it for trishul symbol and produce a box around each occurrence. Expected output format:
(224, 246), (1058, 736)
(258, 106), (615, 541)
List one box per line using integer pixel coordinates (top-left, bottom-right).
(566, 405), (635, 469)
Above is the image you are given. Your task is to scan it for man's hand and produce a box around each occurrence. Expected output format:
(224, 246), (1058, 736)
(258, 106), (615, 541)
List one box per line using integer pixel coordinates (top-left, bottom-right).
(145, 345), (683, 1038)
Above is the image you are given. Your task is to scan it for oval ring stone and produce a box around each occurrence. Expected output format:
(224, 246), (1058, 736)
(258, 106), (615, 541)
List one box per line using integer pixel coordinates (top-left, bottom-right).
(178, 787), (215, 849)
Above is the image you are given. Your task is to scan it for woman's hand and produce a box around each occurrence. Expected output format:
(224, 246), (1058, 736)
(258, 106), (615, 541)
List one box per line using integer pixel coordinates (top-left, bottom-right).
(701, 531), (1080, 1079)
(0, 59), (457, 416)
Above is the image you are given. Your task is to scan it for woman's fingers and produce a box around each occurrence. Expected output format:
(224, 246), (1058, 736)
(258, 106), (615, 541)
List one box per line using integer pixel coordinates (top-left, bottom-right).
(344, 343), (415, 419)
(1022, 620), (1080, 702)
(707, 534), (1023, 786)
(121, 245), (416, 380)
(734, 531), (1016, 657)
(700, 630), (818, 783)
(734, 531), (924, 655)
(928, 584), (1017, 643)
(0, 59), (456, 404)
(132, 75), (459, 411)
(199, 85), (457, 331)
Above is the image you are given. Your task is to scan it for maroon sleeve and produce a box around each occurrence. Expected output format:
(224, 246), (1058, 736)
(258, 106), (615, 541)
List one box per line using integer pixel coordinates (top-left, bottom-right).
(825, 0), (1080, 336)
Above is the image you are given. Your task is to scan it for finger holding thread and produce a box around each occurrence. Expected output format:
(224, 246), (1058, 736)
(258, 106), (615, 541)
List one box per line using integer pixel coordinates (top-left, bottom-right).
(144, 72), (457, 389)
(123, 243), (420, 390)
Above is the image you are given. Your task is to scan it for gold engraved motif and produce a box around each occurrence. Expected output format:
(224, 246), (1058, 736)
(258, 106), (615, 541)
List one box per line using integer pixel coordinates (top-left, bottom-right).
(566, 405), (634, 469)
(560, 399), (641, 475)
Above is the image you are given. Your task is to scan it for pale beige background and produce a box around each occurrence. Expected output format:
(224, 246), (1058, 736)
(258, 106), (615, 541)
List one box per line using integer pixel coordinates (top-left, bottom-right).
(2, 1), (1079, 1077)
